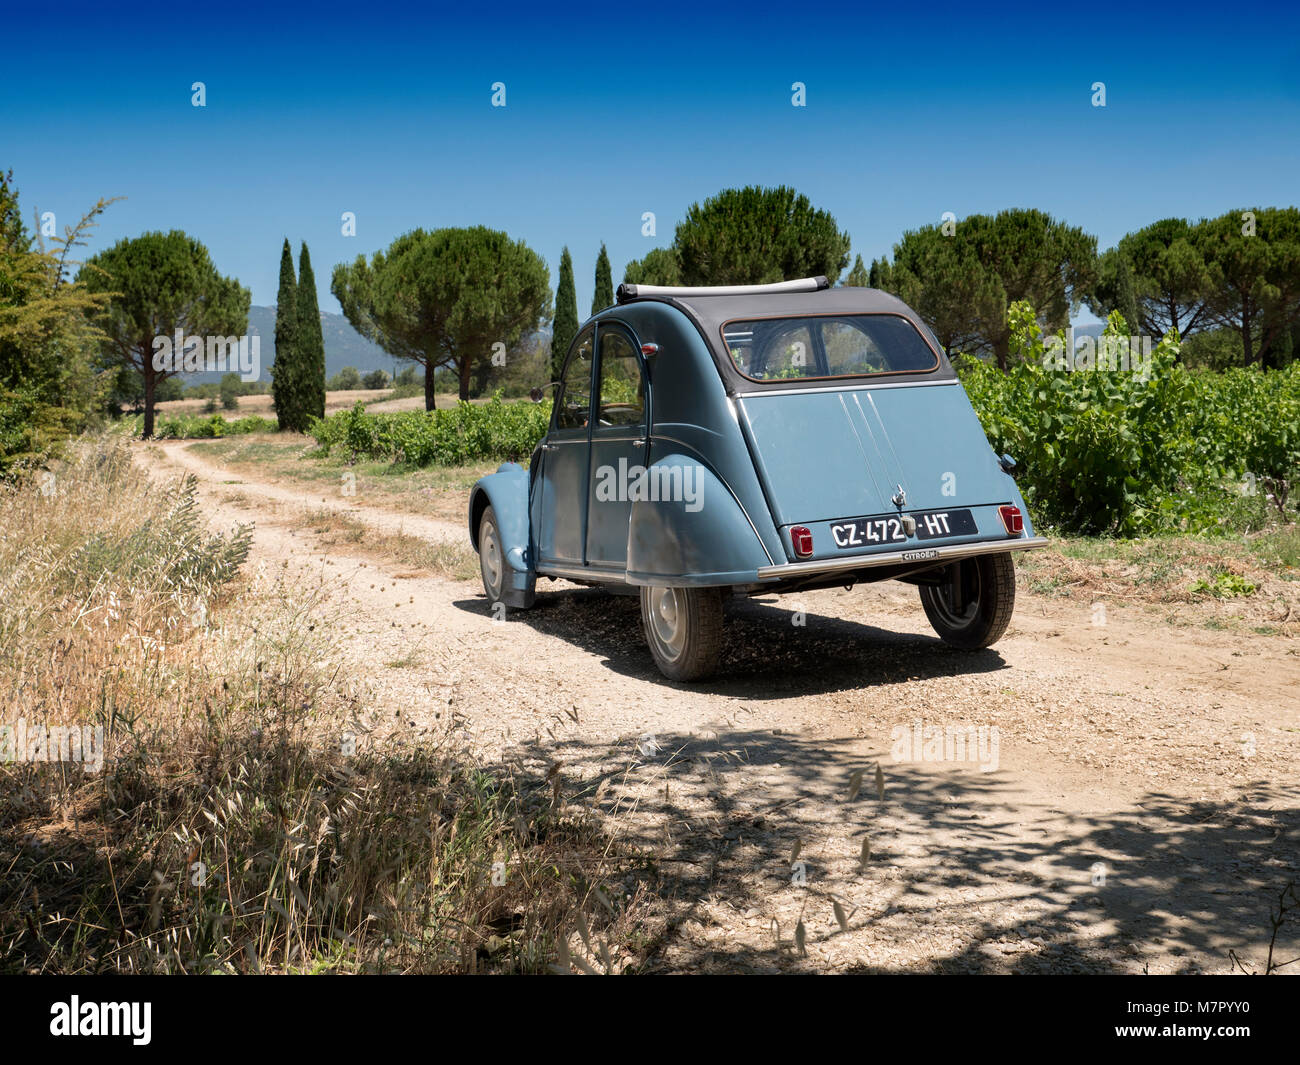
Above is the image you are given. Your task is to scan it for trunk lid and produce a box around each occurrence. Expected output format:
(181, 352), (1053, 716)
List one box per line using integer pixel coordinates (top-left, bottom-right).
(735, 382), (1009, 530)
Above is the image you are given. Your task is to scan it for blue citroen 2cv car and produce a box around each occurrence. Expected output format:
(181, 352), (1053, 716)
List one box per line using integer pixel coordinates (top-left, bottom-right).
(468, 276), (1046, 680)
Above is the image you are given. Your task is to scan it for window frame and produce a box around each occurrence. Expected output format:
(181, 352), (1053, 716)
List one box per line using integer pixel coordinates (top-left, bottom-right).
(552, 324), (597, 433)
(593, 321), (649, 433)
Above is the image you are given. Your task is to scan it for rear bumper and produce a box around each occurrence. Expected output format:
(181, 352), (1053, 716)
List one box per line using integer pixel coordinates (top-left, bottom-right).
(755, 536), (1048, 580)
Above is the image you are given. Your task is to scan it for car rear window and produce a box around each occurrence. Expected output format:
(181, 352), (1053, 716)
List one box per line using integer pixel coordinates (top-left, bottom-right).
(721, 313), (939, 382)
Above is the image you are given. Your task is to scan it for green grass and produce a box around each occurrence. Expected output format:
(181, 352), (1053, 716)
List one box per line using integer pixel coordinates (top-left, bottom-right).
(1252, 527), (1300, 571)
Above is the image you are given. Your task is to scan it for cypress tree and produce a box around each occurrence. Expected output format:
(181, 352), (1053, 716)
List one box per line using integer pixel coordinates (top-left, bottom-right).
(845, 254), (869, 287)
(297, 242), (326, 420)
(552, 247), (578, 381)
(271, 238), (302, 431)
(592, 242), (613, 314)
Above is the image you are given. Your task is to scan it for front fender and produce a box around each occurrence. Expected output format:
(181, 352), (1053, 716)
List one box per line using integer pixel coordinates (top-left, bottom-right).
(625, 452), (772, 586)
(468, 461), (536, 607)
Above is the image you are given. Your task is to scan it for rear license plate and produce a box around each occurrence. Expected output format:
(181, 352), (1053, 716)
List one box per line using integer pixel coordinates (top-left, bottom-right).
(912, 509), (977, 540)
(829, 509), (976, 549)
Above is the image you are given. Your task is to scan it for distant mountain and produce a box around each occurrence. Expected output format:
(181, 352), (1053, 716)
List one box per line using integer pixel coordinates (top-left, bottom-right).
(174, 305), (399, 384)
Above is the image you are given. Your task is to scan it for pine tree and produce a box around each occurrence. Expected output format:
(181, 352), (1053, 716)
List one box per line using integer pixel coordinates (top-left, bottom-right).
(552, 247), (578, 381)
(297, 242), (326, 420)
(271, 238), (302, 431)
(592, 242), (613, 314)
(1109, 253), (1141, 342)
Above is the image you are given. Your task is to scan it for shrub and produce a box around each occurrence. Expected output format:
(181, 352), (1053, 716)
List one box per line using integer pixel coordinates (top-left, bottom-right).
(0, 388), (80, 478)
(141, 413), (277, 439)
(957, 304), (1300, 535)
(219, 373), (241, 411)
(311, 393), (551, 467)
(326, 366), (362, 391)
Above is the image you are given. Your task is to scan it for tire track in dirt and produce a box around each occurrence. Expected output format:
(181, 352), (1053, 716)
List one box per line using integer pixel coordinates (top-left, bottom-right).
(149, 437), (465, 542)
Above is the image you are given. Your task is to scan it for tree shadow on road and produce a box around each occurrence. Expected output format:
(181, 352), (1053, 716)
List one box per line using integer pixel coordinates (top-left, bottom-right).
(489, 723), (1300, 974)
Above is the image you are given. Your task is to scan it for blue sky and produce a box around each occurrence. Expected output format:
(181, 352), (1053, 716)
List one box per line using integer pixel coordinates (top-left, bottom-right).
(2, 0), (1297, 324)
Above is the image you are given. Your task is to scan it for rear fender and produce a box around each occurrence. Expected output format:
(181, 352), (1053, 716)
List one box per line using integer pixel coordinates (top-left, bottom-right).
(468, 462), (536, 607)
(625, 451), (771, 586)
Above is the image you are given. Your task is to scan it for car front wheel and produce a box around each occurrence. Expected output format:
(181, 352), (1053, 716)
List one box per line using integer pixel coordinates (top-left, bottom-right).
(640, 585), (724, 681)
(478, 505), (506, 607)
(919, 553), (1015, 650)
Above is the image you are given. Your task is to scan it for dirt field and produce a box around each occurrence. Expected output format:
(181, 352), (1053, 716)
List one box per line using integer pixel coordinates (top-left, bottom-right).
(155, 390), (513, 418)
(135, 438), (1300, 973)
(156, 389), (379, 418)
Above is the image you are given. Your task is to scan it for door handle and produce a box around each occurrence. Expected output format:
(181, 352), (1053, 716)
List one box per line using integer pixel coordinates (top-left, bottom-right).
(631, 438), (647, 448)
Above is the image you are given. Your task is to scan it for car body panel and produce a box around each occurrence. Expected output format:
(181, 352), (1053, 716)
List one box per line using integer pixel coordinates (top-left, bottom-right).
(586, 433), (642, 568)
(535, 430), (588, 563)
(625, 451), (773, 586)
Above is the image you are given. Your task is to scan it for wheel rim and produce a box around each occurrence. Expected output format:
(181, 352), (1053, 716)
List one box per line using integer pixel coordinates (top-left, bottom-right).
(647, 587), (687, 660)
(481, 520), (503, 600)
(929, 563), (980, 628)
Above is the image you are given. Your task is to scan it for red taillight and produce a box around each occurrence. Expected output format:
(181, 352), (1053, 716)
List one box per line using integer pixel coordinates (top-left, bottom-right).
(998, 505), (1024, 535)
(791, 526), (814, 558)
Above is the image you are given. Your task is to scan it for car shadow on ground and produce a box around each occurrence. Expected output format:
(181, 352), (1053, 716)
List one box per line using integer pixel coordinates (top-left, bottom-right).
(487, 724), (1300, 974)
(453, 586), (1010, 698)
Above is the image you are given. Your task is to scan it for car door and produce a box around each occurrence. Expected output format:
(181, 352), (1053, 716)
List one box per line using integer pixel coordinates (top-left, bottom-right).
(537, 326), (595, 565)
(586, 323), (649, 570)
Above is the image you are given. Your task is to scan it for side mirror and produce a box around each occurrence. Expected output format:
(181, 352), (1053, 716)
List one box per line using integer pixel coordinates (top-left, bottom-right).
(528, 387), (544, 403)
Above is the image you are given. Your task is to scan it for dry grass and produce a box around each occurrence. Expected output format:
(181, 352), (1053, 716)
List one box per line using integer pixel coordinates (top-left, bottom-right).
(297, 507), (480, 582)
(0, 438), (648, 973)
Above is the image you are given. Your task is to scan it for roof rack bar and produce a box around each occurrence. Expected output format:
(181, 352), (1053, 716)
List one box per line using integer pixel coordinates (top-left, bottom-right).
(616, 276), (829, 303)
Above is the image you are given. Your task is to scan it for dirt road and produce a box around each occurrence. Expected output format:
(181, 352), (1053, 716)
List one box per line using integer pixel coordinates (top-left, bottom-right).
(137, 439), (1300, 973)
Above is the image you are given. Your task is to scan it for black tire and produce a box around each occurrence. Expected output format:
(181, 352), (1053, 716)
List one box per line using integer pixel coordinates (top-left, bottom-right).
(640, 586), (724, 681)
(478, 505), (507, 608)
(919, 553), (1016, 650)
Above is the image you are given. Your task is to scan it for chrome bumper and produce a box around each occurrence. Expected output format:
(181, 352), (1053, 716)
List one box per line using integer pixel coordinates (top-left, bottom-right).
(755, 536), (1049, 580)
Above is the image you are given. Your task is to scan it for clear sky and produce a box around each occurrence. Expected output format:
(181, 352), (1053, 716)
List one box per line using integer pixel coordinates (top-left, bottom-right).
(2, 0), (1297, 322)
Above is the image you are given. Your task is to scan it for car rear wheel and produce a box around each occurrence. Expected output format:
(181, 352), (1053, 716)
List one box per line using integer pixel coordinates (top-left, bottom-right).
(640, 585), (724, 681)
(919, 553), (1015, 650)
(478, 505), (506, 607)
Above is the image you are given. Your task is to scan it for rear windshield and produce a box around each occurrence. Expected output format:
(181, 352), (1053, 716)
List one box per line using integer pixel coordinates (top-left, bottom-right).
(721, 313), (939, 382)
